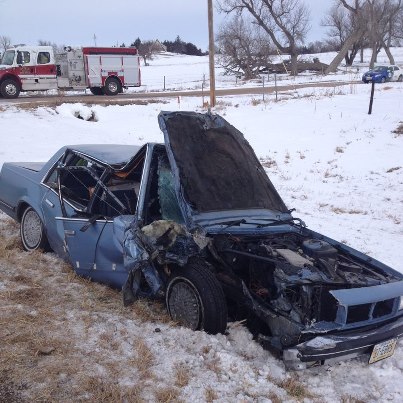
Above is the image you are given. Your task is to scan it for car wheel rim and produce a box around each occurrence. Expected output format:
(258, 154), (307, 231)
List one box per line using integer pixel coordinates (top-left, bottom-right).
(168, 280), (202, 330)
(22, 210), (42, 249)
(108, 81), (118, 93)
(5, 83), (17, 96)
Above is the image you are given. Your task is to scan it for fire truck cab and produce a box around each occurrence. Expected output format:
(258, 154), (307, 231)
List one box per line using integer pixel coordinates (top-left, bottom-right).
(0, 45), (141, 98)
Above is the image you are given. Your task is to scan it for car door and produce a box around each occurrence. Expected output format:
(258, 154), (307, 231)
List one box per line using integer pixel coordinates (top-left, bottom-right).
(62, 218), (108, 278)
(41, 187), (69, 259)
(16, 49), (37, 91)
(41, 155), (110, 278)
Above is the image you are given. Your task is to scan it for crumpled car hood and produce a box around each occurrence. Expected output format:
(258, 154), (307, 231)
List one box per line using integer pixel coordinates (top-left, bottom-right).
(158, 111), (288, 218)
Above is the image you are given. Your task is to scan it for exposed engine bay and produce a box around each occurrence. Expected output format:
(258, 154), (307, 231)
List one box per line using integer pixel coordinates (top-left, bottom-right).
(210, 232), (400, 350)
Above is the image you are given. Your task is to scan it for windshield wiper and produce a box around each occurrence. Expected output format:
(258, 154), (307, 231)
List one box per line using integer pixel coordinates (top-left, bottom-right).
(215, 218), (247, 232)
(256, 217), (305, 228)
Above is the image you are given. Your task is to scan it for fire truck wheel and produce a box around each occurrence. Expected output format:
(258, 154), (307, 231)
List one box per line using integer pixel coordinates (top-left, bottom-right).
(89, 87), (104, 95)
(0, 79), (20, 99)
(104, 77), (121, 96)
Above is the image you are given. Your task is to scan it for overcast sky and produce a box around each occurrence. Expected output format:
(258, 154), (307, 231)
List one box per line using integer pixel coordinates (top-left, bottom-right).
(0, 0), (333, 51)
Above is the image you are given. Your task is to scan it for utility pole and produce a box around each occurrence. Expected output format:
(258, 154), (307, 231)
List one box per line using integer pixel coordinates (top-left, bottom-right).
(208, 0), (216, 107)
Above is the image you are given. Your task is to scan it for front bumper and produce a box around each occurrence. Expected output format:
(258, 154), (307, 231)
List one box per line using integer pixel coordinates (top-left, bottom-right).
(283, 315), (403, 370)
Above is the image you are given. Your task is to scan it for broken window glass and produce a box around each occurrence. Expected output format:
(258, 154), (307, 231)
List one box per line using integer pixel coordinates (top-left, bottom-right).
(158, 157), (184, 223)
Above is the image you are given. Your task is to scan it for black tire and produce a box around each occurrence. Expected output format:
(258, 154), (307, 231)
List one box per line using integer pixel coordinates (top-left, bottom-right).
(89, 87), (104, 95)
(0, 79), (20, 99)
(103, 77), (121, 96)
(381, 77), (386, 83)
(20, 207), (50, 251)
(398, 75), (403, 82)
(166, 260), (227, 334)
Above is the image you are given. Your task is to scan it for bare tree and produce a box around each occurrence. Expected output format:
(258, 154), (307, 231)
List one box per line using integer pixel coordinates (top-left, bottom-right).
(130, 39), (166, 65)
(218, 0), (310, 75)
(325, 0), (402, 73)
(322, 3), (365, 66)
(0, 35), (11, 54)
(397, 6), (403, 42)
(365, 0), (402, 67)
(217, 16), (273, 79)
(325, 1), (368, 73)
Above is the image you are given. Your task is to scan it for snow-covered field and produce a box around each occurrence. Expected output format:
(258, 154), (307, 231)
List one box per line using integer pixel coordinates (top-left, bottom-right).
(134, 47), (403, 92)
(0, 52), (403, 401)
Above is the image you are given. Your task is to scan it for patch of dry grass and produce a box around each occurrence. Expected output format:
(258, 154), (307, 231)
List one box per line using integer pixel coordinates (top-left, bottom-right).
(0, 215), (175, 401)
(267, 392), (282, 403)
(133, 338), (155, 380)
(174, 363), (191, 388)
(154, 386), (181, 403)
(205, 386), (218, 402)
(341, 395), (367, 403)
(76, 377), (144, 402)
(268, 375), (315, 400)
(331, 206), (367, 215)
(261, 158), (278, 169)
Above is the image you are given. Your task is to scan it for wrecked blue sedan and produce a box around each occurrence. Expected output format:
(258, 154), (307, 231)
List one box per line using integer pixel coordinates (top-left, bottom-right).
(0, 111), (402, 370)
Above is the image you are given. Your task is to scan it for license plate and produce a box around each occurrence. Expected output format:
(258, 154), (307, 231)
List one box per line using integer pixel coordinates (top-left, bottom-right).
(369, 338), (397, 364)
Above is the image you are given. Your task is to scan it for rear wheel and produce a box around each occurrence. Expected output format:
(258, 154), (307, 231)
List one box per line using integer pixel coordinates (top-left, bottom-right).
(20, 207), (50, 251)
(89, 87), (104, 95)
(103, 77), (121, 96)
(0, 79), (20, 98)
(166, 260), (227, 334)
(398, 75), (403, 82)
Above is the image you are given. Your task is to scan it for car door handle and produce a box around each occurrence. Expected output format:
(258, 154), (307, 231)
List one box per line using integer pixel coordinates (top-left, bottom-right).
(64, 230), (76, 236)
(45, 198), (54, 208)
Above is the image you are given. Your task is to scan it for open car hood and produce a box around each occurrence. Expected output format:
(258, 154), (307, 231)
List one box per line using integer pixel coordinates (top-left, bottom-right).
(158, 111), (288, 218)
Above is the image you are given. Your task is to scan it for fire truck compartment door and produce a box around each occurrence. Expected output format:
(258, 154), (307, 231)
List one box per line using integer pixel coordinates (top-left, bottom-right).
(123, 56), (140, 85)
(87, 55), (102, 86)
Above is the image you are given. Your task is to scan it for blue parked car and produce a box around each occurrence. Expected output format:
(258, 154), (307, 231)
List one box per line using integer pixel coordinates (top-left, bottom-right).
(362, 65), (403, 83)
(0, 111), (402, 370)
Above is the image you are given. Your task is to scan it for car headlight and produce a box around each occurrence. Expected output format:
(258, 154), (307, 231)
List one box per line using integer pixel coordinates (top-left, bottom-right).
(399, 297), (403, 310)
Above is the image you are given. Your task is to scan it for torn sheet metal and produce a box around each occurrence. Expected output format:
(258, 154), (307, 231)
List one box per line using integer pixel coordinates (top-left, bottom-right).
(115, 217), (210, 305)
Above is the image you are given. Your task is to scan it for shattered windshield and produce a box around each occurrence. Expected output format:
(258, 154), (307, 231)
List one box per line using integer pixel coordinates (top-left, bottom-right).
(162, 113), (288, 213)
(158, 157), (184, 223)
(1, 50), (15, 65)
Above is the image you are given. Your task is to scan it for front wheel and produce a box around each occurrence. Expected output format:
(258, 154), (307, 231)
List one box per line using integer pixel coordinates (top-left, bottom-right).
(0, 79), (20, 98)
(103, 77), (121, 96)
(20, 207), (50, 251)
(381, 77), (386, 83)
(166, 260), (227, 334)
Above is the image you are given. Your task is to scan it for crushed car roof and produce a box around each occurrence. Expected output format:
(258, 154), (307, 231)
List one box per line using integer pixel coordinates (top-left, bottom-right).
(67, 144), (143, 167)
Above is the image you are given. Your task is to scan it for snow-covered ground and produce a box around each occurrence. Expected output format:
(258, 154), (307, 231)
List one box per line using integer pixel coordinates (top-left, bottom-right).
(133, 47), (403, 92)
(0, 53), (402, 401)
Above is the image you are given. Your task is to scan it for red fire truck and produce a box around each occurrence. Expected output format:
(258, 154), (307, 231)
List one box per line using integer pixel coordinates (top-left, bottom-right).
(0, 45), (141, 98)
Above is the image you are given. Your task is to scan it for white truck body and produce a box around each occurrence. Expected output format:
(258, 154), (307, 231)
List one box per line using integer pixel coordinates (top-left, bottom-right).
(0, 45), (141, 98)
